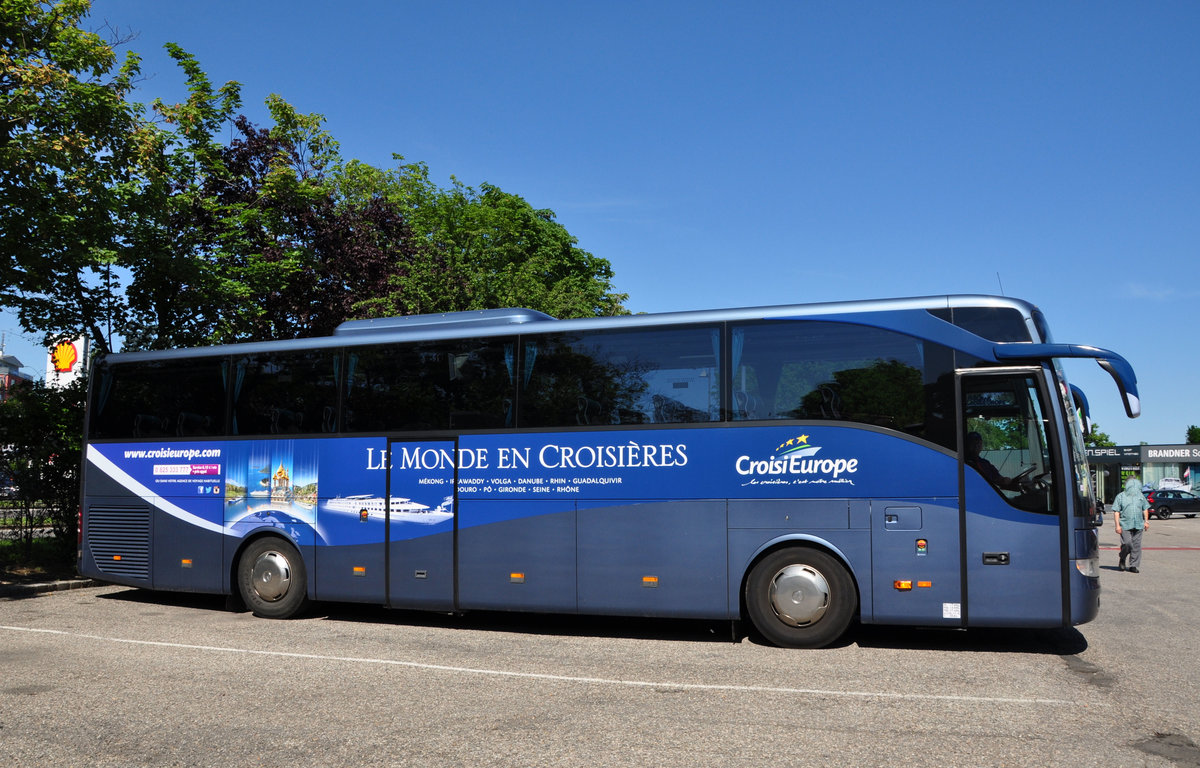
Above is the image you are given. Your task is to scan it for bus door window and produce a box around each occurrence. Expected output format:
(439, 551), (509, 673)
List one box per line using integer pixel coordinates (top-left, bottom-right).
(963, 375), (1054, 514)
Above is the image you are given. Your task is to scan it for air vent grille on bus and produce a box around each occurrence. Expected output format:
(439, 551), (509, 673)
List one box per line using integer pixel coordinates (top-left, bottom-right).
(87, 507), (151, 580)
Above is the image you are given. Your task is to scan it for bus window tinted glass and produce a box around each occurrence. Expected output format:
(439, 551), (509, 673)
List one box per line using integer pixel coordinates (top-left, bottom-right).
(344, 339), (515, 432)
(520, 326), (720, 428)
(89, 358), (227, 439)
(731, 321), (956, 450)
(232, 350), (339, 435)
(927, 307), (1032, 342)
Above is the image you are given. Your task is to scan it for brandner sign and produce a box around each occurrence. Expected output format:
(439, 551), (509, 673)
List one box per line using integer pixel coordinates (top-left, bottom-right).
(1140, 445), (1200, 462)
(1086, 445), (1200, 464)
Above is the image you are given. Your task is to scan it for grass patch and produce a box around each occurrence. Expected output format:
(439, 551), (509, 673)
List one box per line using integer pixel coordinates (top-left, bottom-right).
(0, 537), (78, 583)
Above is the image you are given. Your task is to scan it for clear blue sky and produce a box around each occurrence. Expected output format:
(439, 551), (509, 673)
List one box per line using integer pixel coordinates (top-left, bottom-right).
(3, 1), (1197, 446)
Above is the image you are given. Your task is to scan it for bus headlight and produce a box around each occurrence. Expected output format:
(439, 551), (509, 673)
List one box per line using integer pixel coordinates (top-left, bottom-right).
(1075, 557), (1099, 579)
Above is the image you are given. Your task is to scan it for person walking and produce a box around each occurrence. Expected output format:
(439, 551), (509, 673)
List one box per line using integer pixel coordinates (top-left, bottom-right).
(1113, 477), (1150, 572)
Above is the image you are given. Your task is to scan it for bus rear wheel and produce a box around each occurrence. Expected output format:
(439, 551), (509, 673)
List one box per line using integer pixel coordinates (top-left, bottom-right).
(744, 547), (856, 649)
(237, 537), (309, 619)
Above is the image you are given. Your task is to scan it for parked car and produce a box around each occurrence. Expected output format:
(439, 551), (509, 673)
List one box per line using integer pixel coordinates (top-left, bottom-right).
(1145, 489), (1200, 519)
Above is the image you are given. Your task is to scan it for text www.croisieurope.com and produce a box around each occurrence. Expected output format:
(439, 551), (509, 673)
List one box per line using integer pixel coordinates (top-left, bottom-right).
(123, 447), (222, 460)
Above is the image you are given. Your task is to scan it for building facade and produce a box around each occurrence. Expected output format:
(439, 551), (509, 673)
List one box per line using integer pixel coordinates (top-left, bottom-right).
(0, 355), (33, 402)
(1087, 444), (1199, 502)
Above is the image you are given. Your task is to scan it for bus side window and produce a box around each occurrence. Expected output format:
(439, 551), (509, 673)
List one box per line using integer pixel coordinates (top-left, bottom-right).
(730, 320), (958, 451)
(343, 339), (513, 433)
(231, 350), (339, 436)
(88, 359), (227, 439)
(518, 326), (720, 428)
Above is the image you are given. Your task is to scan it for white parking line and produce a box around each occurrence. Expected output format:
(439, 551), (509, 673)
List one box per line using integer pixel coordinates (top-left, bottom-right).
(0, 624), (1081, 706)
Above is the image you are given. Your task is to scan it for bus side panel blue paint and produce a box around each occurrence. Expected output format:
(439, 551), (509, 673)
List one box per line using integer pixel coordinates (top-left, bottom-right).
(963, 475), (1062, 627)
(728, 498), (850, 530)
(869, 498), (963, 626)
(316, 540), (385, 603)
(152, 503), (224, 593)
(388, 531), (455, 610)
(577, 500), (727, 618)
(457, 502), (577, 611)
(388, 440), (457, 610)
(965, 520), (1063, 627)
(727, 530), (872, 622)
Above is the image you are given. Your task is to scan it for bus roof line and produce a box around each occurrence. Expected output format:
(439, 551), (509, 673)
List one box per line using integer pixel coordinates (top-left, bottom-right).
(99, 295), (1038, 363)
(334, 308), (557, 336)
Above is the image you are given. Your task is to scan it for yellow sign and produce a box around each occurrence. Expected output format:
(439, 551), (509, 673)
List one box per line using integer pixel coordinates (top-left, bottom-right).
(51, 341), (78, 373)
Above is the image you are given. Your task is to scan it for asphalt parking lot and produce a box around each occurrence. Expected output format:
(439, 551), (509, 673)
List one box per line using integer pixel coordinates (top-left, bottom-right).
(2, 518), (1199, 768)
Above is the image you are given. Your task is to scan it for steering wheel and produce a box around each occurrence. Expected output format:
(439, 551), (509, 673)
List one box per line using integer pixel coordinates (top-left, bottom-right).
(1011, 466), (1051, 493)
(1012, 466), (1036, 485)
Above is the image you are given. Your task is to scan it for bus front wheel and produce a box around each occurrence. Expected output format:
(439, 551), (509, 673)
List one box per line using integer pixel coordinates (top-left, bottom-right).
(237, 537), (309, 619)
(744, 547), (856, 649)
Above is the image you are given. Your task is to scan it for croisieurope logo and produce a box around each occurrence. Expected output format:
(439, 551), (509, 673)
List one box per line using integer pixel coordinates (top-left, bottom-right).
(735, 434), (859, 484)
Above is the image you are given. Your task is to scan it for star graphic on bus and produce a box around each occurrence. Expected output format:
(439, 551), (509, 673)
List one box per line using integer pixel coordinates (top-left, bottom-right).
(775, 434), (818, 457)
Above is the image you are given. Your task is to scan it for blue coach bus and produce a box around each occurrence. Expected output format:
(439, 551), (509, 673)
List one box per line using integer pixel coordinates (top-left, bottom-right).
(79, 295), (1139, 647)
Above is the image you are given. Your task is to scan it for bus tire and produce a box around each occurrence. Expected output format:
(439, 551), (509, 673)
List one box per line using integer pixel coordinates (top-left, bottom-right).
(237, 537), (309, 619)
(744, 547), (856, 649)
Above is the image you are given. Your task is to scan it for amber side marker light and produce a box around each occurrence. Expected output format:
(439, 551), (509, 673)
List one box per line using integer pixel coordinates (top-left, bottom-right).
(893, 580), (912, 591)
(510, 573), (525, 583)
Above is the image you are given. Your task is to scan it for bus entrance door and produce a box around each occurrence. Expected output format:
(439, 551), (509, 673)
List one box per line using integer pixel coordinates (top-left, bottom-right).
(959, 371), (1065, 628)
(387, 439), (457, 611)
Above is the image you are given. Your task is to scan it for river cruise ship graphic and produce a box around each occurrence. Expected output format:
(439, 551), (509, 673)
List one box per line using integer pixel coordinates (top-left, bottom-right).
(324, 494), (454, 523)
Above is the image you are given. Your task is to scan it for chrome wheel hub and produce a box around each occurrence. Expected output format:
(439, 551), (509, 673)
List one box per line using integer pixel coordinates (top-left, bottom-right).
(250, 551), (292, 602)
(768, 564), (830, 627)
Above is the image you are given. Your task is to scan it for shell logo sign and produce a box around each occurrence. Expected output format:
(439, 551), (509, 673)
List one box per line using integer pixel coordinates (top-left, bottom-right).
(51, 341), (79, 373)
(45, 336), (88, 388)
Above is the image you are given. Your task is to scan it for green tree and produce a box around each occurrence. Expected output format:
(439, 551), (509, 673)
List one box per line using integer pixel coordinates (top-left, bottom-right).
(118, 43), (243, 349)
(3, 3), (626, 350)
(1186, 425), (1200, 445)
(338, 161), (628, 320)
(0, 0), (143, 353)
(1086, 422), (1116, 448)
(0, 379), (85, 556)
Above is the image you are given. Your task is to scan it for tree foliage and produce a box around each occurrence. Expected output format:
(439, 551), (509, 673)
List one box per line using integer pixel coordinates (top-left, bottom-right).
(1, 0), (627, 357)
(0, 0), (142, 353)
(0, 379), (85, 552)
(1187, 425), (1200, 445)
(1085, 422), (1116, 448)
